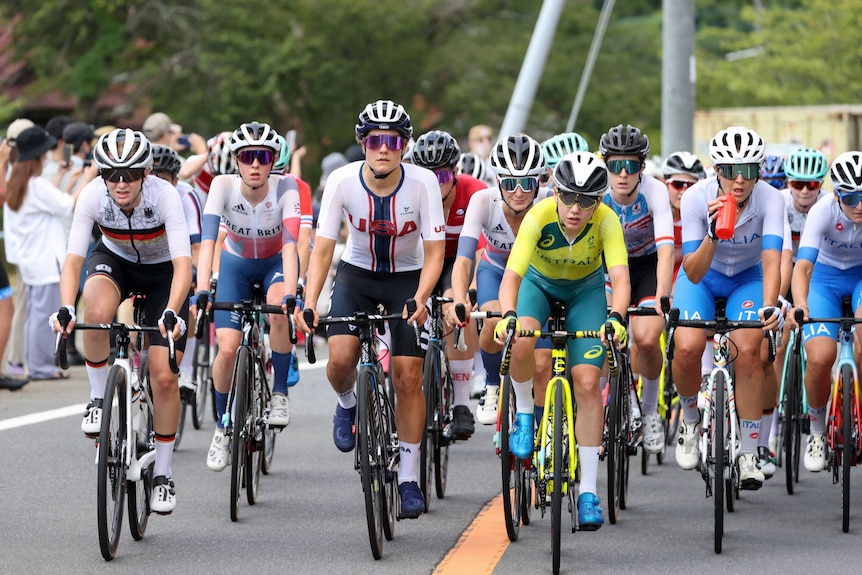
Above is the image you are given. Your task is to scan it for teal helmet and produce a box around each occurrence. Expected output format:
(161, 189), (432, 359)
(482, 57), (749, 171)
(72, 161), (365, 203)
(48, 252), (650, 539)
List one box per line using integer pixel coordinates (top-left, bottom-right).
(273, 134), (291, 173)
(542, 132), (589, 169)
(784, 147), (828, 181)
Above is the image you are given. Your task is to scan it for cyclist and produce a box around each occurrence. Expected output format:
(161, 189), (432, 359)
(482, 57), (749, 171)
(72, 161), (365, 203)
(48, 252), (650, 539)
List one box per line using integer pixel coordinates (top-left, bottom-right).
(52, 128), (192, 514)
(449, 134), (547, 427)
(672, 126), (784, 490)
(662, 151), (707, 280)
(412, 129), (486, 439)
(541, 132), (589, 181)
(297, 100), (445, 518)
(760, 154), (786, 190)
(791, 151), (862, 472)
(457, 152), (489, 184)
(494, 151), (630, 529)
(599, 124), (674, 454)
(193, 121), (301, 471)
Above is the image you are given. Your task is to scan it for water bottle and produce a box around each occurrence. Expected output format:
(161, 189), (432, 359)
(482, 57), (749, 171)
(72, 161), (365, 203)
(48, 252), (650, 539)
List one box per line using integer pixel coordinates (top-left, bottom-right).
(715, 195), (737, 240)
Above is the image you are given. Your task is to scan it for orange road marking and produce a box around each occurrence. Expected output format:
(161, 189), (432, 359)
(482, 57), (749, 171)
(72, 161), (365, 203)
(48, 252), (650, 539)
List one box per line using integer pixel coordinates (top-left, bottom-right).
(433, 494), (510, 575)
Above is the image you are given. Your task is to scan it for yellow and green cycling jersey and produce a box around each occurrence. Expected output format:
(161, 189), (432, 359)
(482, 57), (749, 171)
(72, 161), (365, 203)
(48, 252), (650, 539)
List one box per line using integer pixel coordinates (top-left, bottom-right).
(506, 197), (628, 280)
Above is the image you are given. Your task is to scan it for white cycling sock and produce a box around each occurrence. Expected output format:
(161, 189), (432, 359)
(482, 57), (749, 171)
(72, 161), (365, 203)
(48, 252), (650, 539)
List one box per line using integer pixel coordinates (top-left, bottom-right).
(758, 410), (774, 448)
(180, 335), (195, 373)
(511, 377), (534, 415)
(86, 361), (109, 400)
(740, 419), (761, 454)
(450, 359), (472, 406)
(701, 344), (712, 376)
(337, 388), (356, 409)
(808, 405), (827, 435)
(153, 436), (175, 478)
(680, 393), (700, 424)
(399, 442), (420, 483)
(577, 446), (601, 496)
(640, 375), (660, 414)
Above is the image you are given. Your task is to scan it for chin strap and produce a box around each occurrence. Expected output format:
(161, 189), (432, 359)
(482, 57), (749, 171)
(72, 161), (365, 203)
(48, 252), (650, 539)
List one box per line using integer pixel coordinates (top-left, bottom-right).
(368, 164), (399, 180)
(625, 174), (643, 198)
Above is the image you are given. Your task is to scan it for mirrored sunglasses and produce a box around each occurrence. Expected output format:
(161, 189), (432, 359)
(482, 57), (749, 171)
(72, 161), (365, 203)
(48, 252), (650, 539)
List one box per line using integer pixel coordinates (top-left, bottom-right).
(100, 167), (146, 183)
(717, 164), (759, 180)
(838, 191), (862, 208)
(499, 176), (539, 192)
(364, 134), (405, 151)
(667, 179), (695, 191)
(558, 190), (599, 210)
(788, 180), (822, 191)
(433, 169), (454, 185)
(237, 149), (275, 166)
(606, 159), (642, 174)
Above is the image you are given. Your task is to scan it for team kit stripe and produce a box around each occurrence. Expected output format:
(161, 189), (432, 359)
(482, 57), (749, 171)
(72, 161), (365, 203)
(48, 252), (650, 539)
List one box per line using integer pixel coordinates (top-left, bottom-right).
(100, 225), (166, 243)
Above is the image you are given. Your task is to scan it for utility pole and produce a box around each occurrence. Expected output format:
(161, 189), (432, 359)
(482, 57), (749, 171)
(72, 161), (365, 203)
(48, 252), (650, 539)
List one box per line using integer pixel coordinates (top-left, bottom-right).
(566, 0), (615, 133)
(661, 0), (696, 156)
(498, 0), (565, 137)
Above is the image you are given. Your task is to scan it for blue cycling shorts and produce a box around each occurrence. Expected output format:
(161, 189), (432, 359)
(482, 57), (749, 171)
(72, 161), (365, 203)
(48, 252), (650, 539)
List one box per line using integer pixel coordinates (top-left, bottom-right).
(802, 262), (862, 342)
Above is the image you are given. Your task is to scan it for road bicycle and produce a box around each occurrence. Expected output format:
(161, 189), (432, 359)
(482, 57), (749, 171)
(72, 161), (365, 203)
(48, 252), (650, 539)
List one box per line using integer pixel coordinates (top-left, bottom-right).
(192, 277), (218, 429)
(776, 314), (808, 494)
(499, 303), (614, 575)
(55, 296), (179, 561)
(664, 297), (774, 554)
(799, 298), (862, 533)
(304, 301), (416, 560)
(197, 284), (293, 522)
(420, 294), (456, 511)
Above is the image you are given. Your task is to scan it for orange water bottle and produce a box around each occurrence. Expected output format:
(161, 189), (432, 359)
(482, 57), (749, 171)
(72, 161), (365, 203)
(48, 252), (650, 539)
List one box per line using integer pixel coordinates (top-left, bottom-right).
(715, 195), (737, 240)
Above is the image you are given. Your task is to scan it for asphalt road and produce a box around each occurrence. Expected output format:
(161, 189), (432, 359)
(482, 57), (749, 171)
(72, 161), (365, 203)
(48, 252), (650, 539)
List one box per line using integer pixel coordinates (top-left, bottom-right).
(1, 350), (861, 573)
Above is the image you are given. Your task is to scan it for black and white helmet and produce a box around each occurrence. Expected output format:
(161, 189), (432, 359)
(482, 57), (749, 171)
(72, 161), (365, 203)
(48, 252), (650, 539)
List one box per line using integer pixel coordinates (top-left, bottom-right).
(599, 124), (650, 160)
(355, 99), (413, 141)
(457, 153), (487, 181)
(412, 130), (461, 170)
(151, 144), (182, 177)
(709, 126), (765, 165)
(489, 134), (545, 177)
(830, 151), (862, 194)
(553, 152), (609, 197)
(93, 128), (152, 170)
(228, 122), (280, 154)
(661, 151), (706, 179)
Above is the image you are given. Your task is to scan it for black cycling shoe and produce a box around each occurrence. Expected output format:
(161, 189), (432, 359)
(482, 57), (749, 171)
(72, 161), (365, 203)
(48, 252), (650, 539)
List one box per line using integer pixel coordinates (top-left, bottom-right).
(451, 405), (475, 440)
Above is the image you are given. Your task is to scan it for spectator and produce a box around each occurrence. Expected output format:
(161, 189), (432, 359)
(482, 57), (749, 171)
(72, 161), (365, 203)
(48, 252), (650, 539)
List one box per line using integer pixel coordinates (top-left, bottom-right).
(143, 112), (206, 156)
(43, 115), (73, 180)
(0, 140), (27, 390)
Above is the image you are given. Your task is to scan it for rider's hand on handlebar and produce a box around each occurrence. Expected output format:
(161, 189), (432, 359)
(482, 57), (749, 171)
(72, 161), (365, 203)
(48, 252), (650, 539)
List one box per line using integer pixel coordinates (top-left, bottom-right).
(494, 312), (520, 344)
(601, 317), (628, 349)
(404, 301), (428, 326)
(50, 305), (77, 335)
(758, 305), (783, 332)
(159, 308), (187, 339)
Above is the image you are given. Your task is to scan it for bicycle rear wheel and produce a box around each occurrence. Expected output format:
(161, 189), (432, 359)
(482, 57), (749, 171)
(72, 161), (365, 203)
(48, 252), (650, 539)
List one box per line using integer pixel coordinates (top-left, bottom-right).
(378, 369), (397, 542)
(500, 374), (521, 542)
(245, 359), (264, 506)
(714, 370), (726, 554)
(784, 346), (803, 495)
(192, 325), (211, 429)
(551, 379), (563, 575)
(230, 348), (251, 522)
(842, 364), (853, 533)
(357, 368), (385, 559)
(128, 368), (153, 541)
(97, 366), (128, 561)
(419, 345), (439, 511)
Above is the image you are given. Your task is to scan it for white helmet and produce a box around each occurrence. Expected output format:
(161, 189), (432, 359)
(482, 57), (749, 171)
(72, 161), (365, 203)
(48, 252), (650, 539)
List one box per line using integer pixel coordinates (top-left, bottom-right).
(830, 151), (862, 194)
(354, 99), (413, 141)
(489, 134), (545, 177)
(661, 151), (706, 179)
(228, 121), (280, 153)
(709, 126), (765, 165)
(93, 128), (152, 169)
(208, 131), (236, 175)
(553, 151), (609, 197)
(457, 153), (487, 181)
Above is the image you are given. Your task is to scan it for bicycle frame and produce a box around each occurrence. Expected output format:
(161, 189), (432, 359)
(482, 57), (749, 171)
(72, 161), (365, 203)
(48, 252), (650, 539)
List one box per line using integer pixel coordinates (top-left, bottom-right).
(699, 331), (738, 481)
(824, 318), (862, 464)
(536, 341), (577, 505)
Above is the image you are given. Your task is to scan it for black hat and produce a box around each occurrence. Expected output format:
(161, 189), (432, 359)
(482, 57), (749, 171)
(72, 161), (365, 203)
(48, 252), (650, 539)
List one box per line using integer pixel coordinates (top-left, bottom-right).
(62, 122), (95, 153)
(15, 127), (57, 162)
(45, 115), (73, 140)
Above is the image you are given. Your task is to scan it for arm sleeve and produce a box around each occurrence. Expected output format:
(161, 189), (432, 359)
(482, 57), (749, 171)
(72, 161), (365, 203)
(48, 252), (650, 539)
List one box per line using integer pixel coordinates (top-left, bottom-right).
(680, 187), (709, 256)
(315, 176), (345, 241)
(66, 182), (100, 257)
(162, 185), (192, 258)
(278, 180), (301, 246)
(761, 186), (785, 252)
(455, 191), (488, 259)
(599, 207), (629, 269)
(796, 199), (827, 263)
(202, 175), (229, 242)
(645, 180), (675, 250)
(181, 188), (202, 245)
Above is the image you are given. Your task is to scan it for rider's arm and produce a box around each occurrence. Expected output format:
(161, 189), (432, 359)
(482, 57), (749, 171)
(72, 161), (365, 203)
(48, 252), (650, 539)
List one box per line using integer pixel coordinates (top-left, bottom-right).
(163, 185), (194, 312)
(679, 186), (719, 284)
(195, 177), (230, 291)
(451, 190), (487, 307)
(791, 259), (814, 314)
(645, 179), (675, 301)
(303, 236), (335, 313)
(278, 184), (302, 298)
(413, 239), (445, 310)
(179, 153), (207, 181)
(497, 268), (523, 317)
(607, 264), (631, 320)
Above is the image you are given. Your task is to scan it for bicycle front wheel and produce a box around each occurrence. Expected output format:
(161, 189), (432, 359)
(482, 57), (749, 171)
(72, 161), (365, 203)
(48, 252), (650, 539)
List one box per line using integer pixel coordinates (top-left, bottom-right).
(419, 346), (438, 511)
(714, 370), (726, 554)
(230, 348), (251, 522)
(377, 369), (397, 542)
(784, 345), (803, 494)
(245, 359), (264, 506)
(842, 364), (853, 533)
(357, 368), (385, 559)
(97, 366), (128, 561)
(551, 379), (563, 575)
(500, 374), (521, 542)
(128, 366), (153, 541)
(607, 369), (624, 524)
(434, 357), (452, 499)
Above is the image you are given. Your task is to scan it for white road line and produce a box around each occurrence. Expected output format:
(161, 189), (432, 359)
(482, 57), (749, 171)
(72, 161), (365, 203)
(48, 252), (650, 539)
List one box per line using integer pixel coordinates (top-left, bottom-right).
(0, 359), (327, 432)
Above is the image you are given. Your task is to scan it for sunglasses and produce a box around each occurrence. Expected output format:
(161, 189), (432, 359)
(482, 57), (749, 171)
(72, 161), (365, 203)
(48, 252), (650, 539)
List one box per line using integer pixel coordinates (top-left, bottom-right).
(667, 179), (695, 191)
(788, 180), (822, 191)
(606, 159), (642, 174)
(236, 149), (275, 166)
(499, 176), (539, 192)
(557, 189), (599, 210)
(838, 192), (862, 208)
(100, 168), (146, 183)
(717, 164), (759, 180)
(433, 169), (454, 185)
(364, 134), (405, 151)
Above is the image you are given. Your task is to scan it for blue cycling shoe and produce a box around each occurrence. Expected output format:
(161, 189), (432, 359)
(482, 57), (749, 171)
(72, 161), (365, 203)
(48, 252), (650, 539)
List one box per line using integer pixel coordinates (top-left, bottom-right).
(332, 404), (356, 452)
(399, 481), (425, 519)
(577, 492), (604, 531)
(287, 353), (300, 387)
(508, 412), (535, 459)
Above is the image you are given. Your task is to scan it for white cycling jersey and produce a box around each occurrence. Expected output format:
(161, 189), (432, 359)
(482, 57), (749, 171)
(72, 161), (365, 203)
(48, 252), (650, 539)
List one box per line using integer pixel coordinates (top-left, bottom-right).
(797, 194), (862, 270)
(316, 161), (445, 273)
(178, 180), (203, 245)
(681, 176), (784, 276)
(202, 174), (301, 259)
(602, 175), (674, 258)
(68, 175), (191, 264)
(781, 187), (827, 259)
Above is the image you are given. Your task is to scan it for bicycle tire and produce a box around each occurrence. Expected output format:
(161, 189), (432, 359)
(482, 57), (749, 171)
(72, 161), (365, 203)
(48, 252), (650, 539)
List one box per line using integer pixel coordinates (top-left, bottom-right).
(175, 396), (188, 450)
(784, 345), (802, 494)
(607, 368), (623, 524)
(245, 358), (264, 506)
(128, 365), (153, 541)
(378, 367), (397, 542)
(97, 365), (127, 561)
(261, 387), (277, 476)
(357, 368), (385, 559)
(230, 348), (250, 522)
(714, 370), (725, 554)
(192, 325), (211, 429)
(551, 378), (563, 575)
(419, 345), (438, 511)
(434, 357), (452, 499)
(842, 364), (853, 533)
(619, 356), (632, 511)
(500, 374), (521, 542)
